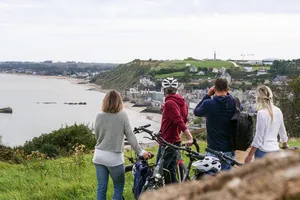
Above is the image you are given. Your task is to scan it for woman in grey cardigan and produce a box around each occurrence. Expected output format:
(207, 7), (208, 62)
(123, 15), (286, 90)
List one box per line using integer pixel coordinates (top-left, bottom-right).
(93, 90), (152, 200)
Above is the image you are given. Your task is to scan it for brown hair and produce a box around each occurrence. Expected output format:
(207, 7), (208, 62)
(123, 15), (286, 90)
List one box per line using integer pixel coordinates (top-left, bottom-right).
(214, 78), (229, 92)
(102, 90), (123, 113)
(164, 87), (177, 95)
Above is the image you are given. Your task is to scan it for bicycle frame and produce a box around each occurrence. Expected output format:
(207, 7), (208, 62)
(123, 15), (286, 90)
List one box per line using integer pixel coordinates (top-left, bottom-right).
(142, 146), (172, 191)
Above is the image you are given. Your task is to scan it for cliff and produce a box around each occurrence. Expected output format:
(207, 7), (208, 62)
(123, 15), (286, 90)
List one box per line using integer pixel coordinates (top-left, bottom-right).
(92, 59), (162, 90)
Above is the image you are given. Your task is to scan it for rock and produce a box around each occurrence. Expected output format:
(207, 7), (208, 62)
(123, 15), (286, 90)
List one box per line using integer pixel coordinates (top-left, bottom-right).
(140, 150), (300, 200)
(0, 107), (13, 114)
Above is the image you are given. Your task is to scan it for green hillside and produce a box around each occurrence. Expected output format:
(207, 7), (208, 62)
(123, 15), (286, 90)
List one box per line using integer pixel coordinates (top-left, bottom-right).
(154, 59), (234, 71)
(93, 60), (162, 90)
(92, 59), (233, 90)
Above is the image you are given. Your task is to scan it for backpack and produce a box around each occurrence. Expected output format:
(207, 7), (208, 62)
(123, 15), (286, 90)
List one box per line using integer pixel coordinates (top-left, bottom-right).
(231, 97), (255, 151)
(133, 160), (152, 199)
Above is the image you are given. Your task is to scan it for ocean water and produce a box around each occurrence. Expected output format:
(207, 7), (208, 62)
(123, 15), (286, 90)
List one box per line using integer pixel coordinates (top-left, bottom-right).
(0, 74), (159, 146)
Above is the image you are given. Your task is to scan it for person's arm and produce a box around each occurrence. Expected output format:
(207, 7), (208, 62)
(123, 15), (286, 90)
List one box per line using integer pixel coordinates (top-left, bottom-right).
(245, 146), (257, 163)
(164, 101), (193, 145)
(279, 112), (288, 148)
(164, 101), (187, 133)
(194, 86), (215, 117)
(94, 114), (101, 139)
(182, 129), (193, 146)
(245, 112), (266, 163)
(193, 94), (211, 117)
(122, 112), (144, 156)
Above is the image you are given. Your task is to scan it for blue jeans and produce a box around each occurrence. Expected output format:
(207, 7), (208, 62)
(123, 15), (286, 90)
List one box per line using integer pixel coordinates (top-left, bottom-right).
(255, 149), (267, 159)
(206, 151), (236, 171)
(255, 149), (279, 159)
(94, 163), (125, 200)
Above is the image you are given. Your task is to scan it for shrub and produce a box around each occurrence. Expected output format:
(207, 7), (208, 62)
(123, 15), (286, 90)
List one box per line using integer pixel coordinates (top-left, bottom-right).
(21, 124), (96, 156)
(39, 144), (59, 158)
(193, 117), (203, 125)
(0, 145), (24, 164)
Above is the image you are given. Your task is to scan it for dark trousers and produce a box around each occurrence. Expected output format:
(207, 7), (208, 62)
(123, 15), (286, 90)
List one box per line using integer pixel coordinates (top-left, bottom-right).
(156, 143), (180, 184)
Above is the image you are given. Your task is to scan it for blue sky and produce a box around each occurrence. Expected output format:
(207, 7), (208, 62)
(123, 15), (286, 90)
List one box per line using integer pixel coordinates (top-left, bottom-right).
(0, 0), (300, 62)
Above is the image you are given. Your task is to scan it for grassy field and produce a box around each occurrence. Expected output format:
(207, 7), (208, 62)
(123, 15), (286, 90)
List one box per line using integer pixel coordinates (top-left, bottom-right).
(154, 60), (234, 71)
(0, 142), (206, 200)
(154, 71), (185, 79)
(240, 65), (271, 71)
(1, 140), (299, 200)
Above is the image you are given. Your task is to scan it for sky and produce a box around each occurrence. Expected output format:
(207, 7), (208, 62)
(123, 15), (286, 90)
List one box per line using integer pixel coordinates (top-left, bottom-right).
(0, 0), (300, 63)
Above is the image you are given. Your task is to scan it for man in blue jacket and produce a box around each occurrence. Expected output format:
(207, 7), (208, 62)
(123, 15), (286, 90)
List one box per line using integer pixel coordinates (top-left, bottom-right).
(194, 78), (236, 170)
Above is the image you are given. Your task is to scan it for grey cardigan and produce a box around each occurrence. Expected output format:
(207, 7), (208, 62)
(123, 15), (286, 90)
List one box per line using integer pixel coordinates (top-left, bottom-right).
(94, 111), (143, 155)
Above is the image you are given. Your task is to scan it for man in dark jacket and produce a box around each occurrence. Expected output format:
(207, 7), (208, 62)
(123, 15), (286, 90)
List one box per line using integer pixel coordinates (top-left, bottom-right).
(194, 78), (235, 170)
(157, 77), (193, 183)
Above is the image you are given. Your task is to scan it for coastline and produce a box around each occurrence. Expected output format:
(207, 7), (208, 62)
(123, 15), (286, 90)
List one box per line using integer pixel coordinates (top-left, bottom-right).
(0, 72), (161, 123)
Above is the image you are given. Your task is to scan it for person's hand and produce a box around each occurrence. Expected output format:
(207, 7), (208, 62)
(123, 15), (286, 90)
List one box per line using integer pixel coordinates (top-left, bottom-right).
(281, 142), (289, 149)
(185, 139), (194, 146)
(207, 86), (215, 96)
(142, 151), (153, 160)
(244, 154), (253, 164)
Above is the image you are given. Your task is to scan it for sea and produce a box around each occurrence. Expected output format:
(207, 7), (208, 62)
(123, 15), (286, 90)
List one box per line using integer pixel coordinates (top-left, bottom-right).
(0, 74), (160, 146)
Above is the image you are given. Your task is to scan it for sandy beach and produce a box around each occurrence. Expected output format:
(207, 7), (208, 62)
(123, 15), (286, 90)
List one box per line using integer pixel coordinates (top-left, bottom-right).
(67, 77), (163, 124)
(0, 72), (162, 125)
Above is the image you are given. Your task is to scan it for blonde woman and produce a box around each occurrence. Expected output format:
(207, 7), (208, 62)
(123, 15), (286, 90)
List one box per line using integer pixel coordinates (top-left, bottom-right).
(93, 90), (152, 200)
(245, 85), (288, 163)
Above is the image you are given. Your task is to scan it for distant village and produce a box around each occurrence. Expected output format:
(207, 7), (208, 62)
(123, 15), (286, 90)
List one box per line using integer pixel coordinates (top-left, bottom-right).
(0, 59), (289, 126)
(0, 61), (117, 79)
(121, 58), (288, 126)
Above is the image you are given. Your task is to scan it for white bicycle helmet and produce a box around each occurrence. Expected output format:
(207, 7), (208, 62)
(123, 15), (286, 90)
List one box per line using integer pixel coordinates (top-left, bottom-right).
(162, 77), (179, 89)
(192, 156), (221, 173)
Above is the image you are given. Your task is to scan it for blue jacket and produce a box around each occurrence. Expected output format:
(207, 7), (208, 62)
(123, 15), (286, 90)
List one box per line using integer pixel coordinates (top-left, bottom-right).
(194, 94), (235, 152)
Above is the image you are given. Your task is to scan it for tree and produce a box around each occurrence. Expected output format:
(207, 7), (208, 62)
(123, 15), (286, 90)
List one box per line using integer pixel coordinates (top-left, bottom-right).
(273, 76), (300, 137)
(180, 69), (191, 83)
(198, 80), (210, 89)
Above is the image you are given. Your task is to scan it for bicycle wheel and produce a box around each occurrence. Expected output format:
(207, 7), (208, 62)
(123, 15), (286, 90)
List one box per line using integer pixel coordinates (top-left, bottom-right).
(123, 164), (135, 200)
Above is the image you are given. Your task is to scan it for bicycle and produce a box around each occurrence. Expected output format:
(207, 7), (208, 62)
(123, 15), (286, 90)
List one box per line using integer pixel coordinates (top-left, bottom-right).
(136, 126), (203, 187)
(158, 144), (243, 182)
(124, 125), (200, 199)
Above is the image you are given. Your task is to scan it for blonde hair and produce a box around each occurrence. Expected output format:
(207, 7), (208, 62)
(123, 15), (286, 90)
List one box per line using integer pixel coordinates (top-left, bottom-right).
(256, 85), (274, 121)
(102, 90), (123, 113)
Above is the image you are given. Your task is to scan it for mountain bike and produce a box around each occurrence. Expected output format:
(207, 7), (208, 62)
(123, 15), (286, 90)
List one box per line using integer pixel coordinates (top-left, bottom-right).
(124, 125), (199, 199)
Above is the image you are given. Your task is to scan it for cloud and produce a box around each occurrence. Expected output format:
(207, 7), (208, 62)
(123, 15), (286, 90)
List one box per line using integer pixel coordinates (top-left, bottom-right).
(0, 0), (299, 62)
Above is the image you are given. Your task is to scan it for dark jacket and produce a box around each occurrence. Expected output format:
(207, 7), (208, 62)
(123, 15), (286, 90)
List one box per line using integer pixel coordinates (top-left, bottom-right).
(194, 94), (235, 152)
(161, 94), (188, 144)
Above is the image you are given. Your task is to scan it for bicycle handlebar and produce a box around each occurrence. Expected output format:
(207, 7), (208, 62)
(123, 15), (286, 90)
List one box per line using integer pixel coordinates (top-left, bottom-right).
(205, 147), (243, 166)
(134, 125), (205, 160)
(193, 138), (200, 153)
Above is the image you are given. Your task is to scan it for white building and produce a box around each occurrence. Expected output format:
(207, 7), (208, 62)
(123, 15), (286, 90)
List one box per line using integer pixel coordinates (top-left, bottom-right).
(239, 60), (263, 65)
(197, 71), (205, 75)
(139, 77), (155, 87)
(257, 69), (268, 76)
(129, 88), (139, 94)
(189, 66), (197, 72)
(212, 68), (219, 73)
(262, 59), (276, 65)
(244, 66), (253, 72)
